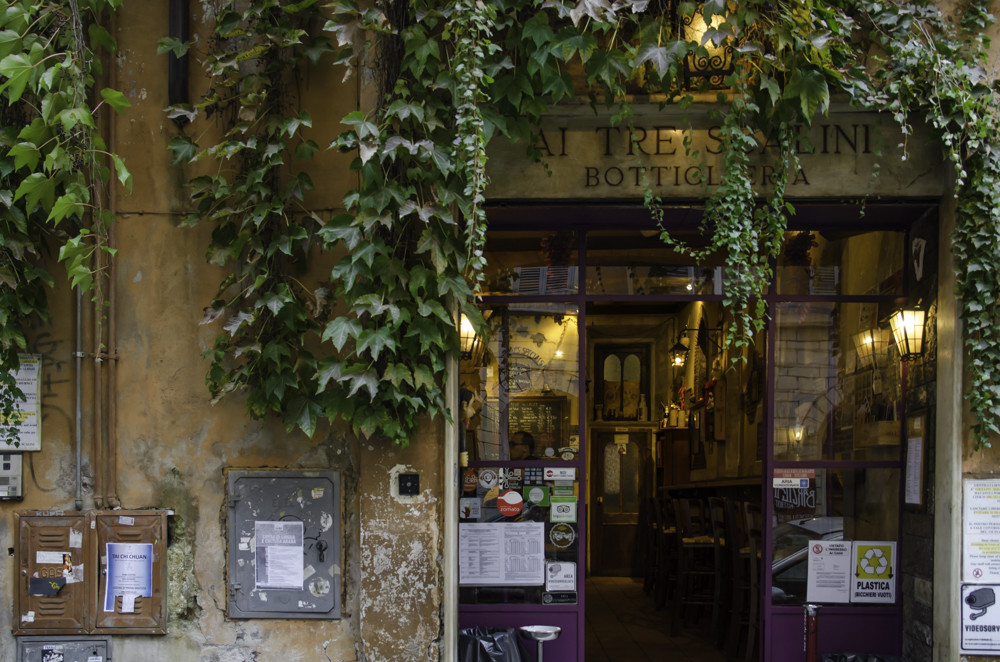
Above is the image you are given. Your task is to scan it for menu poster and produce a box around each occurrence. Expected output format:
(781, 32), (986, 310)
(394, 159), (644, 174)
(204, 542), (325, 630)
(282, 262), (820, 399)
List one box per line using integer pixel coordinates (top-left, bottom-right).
(103, 543), (153, 612)
(459, 522), (545, 586)
(254, 520), (304, 590)
(964, 479), (1000, 582)
(3, 354), (41, 451)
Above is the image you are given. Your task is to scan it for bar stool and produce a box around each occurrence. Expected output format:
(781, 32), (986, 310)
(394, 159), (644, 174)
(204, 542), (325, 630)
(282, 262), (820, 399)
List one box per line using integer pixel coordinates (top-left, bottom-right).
(641, 497), (658, 596)
(670, 497), (717, 635)
(654, 497), (678, 610)
(743, 502), (762, 662)
(706, 496), (730, 647)
(725, 499), (751, 660)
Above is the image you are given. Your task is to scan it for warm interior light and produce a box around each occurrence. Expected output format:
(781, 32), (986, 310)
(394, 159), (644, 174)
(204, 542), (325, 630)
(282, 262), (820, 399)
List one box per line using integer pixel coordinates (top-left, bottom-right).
(680, 7), (734, 88)
(889, 308), (926, 360)
(459, 314), (479, 360)
(669, 338), (689, 367)
(853, 328), (888, 369)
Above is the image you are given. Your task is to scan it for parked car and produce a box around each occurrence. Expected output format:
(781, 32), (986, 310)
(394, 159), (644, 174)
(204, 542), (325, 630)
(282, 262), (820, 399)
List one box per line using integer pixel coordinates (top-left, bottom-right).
(771, 516), (844, 605)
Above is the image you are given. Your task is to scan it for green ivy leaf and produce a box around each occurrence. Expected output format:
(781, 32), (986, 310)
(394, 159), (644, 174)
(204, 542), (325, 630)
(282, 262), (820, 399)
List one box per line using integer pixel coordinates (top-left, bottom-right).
(0, 52), (35, 103)
(100, 88), (131, 114)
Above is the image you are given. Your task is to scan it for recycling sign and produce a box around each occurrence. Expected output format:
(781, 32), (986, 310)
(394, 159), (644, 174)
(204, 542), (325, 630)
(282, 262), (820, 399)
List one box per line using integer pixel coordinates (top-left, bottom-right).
(850, 542), (896, 603)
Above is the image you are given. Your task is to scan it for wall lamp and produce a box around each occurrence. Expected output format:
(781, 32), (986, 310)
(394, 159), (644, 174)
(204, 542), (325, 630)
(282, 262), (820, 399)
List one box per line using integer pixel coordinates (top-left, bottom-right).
(678, 5), (735, 88)
(669, 337), (689, 367)
(669, 324), (722, 367)
(853, 328), (889, 369)
(459, 314), (481, 361)
(889, 307), (926, 360)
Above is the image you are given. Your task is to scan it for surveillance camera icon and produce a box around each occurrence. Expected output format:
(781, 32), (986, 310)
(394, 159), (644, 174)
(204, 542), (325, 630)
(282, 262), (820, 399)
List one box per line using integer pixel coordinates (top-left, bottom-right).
(967, 587), (996, 620)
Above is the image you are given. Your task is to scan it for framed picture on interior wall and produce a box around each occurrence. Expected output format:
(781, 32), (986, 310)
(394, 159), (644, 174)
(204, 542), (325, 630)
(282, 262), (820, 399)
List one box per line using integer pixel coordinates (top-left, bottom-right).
(594, 343), (651, 422)
(904, 409), (930, 509)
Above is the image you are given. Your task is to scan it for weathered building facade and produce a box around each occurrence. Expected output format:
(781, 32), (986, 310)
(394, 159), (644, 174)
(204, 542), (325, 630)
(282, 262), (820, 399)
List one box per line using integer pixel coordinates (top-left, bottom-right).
(1, 2), (999, 662)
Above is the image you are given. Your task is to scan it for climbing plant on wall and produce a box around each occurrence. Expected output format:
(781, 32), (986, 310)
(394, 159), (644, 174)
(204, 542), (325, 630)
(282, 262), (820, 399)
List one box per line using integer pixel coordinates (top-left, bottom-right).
(158, 0), (1000, 450)
(0, 0), (130, 445)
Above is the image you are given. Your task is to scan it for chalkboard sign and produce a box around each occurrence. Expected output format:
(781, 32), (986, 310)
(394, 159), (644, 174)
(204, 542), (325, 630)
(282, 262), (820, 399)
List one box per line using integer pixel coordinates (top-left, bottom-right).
(508, 397), (565, 448)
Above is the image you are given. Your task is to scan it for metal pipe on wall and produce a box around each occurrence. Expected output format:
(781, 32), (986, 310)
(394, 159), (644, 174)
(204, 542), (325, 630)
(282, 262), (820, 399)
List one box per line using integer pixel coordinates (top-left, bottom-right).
(74, 287), (83, 511)
(105, 6), (121, 509)
(92, 244), (105, 509)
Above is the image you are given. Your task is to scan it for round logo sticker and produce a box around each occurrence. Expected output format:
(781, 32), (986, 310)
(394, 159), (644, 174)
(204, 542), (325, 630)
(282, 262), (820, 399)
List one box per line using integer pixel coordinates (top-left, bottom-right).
(497, 490), (523, 517)
(478, 469), (498, 489)
(463, 469), (478, 493)
(549, 523), (576, 548)
(527, 487), (546, 504)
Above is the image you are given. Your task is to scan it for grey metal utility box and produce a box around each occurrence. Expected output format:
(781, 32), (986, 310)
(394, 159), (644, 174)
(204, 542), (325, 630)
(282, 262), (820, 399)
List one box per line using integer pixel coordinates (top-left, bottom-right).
(226, 469), (341, 619)
(17, 635), (112, 661)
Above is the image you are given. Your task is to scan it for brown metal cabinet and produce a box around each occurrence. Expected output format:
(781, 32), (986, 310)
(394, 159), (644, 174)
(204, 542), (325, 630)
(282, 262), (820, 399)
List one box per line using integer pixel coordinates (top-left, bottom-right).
(14, 512), (91, 635)
(93, 510), (167, 634)
(14, 510), (168, 636)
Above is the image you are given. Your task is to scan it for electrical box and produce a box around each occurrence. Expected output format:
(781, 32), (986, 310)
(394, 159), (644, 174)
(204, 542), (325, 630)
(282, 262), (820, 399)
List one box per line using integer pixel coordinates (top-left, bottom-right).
(14, 512), (91, 635)
(1, 451), (24, 500)
(93, 510), (167, 634)
(16, 635), (111, 661)
(15, 510), (169, 636)
(226, 469), (341, 619)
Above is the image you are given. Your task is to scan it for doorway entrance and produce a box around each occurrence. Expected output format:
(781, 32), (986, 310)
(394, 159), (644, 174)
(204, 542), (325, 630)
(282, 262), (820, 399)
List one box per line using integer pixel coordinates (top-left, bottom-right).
(457, 208), (928, 661)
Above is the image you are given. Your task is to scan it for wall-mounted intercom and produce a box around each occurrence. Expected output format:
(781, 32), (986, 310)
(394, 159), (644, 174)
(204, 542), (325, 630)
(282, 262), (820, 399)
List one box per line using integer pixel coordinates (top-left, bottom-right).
(1, 452), (24, 500)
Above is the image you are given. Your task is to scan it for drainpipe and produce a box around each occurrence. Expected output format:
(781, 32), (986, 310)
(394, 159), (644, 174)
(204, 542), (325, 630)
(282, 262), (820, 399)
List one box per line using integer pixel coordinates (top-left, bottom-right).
(74, 287), (83, 511)
(93, 248), (105, 509)
(105, 6), (121, 509)
(444, 308), (460, 662)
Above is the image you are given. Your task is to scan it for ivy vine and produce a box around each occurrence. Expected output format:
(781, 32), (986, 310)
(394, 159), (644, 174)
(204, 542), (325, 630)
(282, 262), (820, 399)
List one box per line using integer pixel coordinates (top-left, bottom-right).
(3, 0), (999, 452)
(0, 0), (130, 446)
(165, 0), (1000, 450)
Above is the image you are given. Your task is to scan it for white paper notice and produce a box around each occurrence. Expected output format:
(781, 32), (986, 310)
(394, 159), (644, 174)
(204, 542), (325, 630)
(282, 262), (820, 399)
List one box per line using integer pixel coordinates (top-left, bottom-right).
(104, 543), (153, 612)
(459, 522), (545, 586)
(254, 521), (304, 590)
(121, 594), (136, 613)
(6, 354), (41, 451)
(965, 479), (1000, 582)
(905, 436), (923, 505)
(806, 540), (851, 603)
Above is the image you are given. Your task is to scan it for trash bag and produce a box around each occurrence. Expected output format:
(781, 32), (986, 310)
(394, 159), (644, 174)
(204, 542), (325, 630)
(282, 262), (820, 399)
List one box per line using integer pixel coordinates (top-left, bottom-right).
(459, 626), (527, 662)
(821, 655), (909, 662)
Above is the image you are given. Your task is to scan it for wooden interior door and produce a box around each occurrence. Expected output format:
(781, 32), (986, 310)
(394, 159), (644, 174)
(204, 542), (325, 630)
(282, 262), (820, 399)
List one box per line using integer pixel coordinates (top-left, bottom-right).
(591, 429), (651, 576)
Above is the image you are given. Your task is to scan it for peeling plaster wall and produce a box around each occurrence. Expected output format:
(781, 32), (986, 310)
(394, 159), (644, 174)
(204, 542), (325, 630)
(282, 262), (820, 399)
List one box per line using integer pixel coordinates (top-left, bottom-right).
(0, 3), (444, 661)
(359, 422), (446, 662)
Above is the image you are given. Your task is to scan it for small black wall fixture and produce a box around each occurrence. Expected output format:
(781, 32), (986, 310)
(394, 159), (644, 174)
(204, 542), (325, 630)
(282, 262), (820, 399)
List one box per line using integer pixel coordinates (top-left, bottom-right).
(168, 0), (189, 124)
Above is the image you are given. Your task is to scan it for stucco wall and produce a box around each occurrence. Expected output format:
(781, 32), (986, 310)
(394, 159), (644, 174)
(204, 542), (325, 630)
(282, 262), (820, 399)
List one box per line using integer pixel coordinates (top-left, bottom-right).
(1, 4), (446, 661)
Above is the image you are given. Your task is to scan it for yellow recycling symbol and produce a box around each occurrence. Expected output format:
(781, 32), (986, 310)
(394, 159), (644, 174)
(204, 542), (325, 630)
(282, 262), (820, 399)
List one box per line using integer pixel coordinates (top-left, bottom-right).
(856, 544), (892, 579)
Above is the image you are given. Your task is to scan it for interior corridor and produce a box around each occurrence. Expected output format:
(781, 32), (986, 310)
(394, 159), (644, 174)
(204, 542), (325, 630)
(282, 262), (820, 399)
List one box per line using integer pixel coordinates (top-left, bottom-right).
(585, 576), (726, 662)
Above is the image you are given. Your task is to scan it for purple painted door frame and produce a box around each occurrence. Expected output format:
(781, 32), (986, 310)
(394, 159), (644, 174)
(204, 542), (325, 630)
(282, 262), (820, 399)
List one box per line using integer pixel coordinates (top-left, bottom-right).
(459, 207), (928, 660)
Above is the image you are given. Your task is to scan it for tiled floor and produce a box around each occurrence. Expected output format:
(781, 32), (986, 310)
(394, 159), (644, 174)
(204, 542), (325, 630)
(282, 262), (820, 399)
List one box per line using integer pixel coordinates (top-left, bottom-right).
(585, 576), (726, 662)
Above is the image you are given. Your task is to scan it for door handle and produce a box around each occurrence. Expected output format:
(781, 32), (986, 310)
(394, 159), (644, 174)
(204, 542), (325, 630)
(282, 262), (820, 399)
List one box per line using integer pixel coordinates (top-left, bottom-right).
(597, 497), (603, 504)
